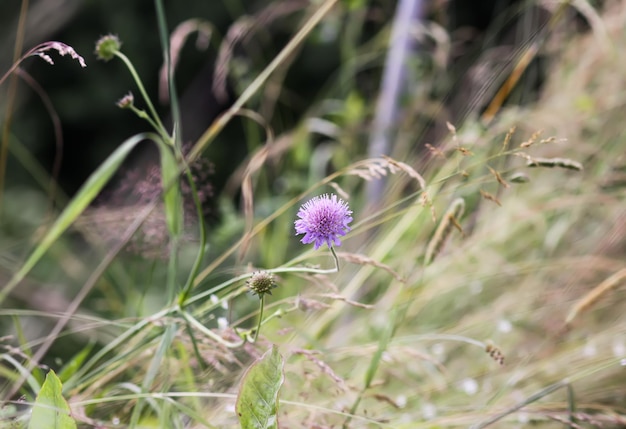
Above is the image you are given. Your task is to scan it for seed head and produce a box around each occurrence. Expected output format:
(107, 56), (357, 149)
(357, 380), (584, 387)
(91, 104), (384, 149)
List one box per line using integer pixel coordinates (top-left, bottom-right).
(30, 41), (86, 68)
(294, 194), (353, 250)
(95, 34), (122, 61)
(246, 271), (277, 298)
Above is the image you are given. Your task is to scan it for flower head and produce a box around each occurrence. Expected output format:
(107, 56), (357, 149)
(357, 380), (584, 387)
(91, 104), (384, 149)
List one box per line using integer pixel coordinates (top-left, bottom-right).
(246, 271), (277, 298)
(95, 34), (122, 61)
(294, 194), (353, 249)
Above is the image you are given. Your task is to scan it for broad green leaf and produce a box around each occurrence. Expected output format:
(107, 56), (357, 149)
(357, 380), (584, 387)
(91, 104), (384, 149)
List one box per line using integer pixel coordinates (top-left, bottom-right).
(0, 132), (155, 304)
(29, 370), (77, 429)
(236, 345), (284, 429)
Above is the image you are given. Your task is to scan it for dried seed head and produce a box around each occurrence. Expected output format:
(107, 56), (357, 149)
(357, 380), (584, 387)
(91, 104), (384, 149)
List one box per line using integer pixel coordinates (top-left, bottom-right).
(526, 157), (583, 171)
(424, 198), (465, 265)
(95, 34), (122, 61)
(30, 41), (86, 68)
(246, 271), (277, 298)
(485, 341), (505, 365)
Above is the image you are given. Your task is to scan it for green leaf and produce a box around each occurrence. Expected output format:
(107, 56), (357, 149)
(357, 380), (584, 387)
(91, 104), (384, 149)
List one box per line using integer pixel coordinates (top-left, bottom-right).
(155, 140), (182, 237)
(57, 342), (95, 383)
(236, 345), (284, 429)
(29, 370), (77, 429)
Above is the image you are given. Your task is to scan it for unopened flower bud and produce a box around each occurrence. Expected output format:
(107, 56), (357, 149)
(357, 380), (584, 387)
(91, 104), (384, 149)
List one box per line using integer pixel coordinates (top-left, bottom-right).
(95, 34), (122, 61)
(116, 92), (134, 109)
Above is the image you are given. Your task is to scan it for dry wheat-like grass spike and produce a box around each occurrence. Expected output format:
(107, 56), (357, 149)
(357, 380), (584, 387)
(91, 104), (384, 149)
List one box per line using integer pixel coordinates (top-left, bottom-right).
(519, 129), (543, 148)
(446, 121), (457, 139)
(318, 293), (375, 309)
(526, 156), (584, 171)
(425, 143), (446, 158)
(424, 197), (465, 265)
(480, 189), (502, 206)
(336, 251), (405, 282)
(502, 126), (516, 151)
(346, 157), (427, 190)
(566, 268), (626, 325)
(488, 166), (510, 188)
(328, 182), (350, 200)
(485, 340), (505, 365)
(380, 155), (426, 189)
(293, 348), (348, 391)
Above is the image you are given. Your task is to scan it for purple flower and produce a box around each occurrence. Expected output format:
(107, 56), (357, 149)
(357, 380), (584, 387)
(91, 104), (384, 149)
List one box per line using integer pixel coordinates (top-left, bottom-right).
(294, 194), (353, 249)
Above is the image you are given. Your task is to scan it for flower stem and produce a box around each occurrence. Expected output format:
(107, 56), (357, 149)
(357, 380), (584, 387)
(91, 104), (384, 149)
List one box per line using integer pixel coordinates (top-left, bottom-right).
(114, 51), (171, 144)
(129, 105), (162, 136)
(330, 246), (340, 271)
(253, 295), (265, 342)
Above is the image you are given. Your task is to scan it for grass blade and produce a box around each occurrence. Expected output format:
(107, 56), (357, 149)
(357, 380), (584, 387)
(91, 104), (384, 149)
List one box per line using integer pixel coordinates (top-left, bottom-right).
(0, 132), (155, 304)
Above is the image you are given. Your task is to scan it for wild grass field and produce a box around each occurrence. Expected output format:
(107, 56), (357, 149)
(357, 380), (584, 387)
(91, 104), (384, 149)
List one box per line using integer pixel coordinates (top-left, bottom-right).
(1, 0), (625, 428)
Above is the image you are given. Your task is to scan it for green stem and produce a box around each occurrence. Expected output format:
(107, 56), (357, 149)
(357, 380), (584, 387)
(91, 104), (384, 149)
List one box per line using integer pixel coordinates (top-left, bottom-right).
(154, 0), (182, 147)
(129, 105), (162, 135)
(177, 166), (207, 307)
(114, 51), (171, 144)
(253, 296), (265, 342)
(330, 246), (340, 271)
(186, 263), (342, 309)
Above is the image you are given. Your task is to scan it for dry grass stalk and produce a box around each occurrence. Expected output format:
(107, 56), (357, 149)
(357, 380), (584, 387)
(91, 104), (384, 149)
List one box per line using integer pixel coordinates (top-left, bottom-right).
(446, 121), (457, 140)
(421, 192), (437, 222)
(488, 166), (510, 188)
(370, 393), (402, 408)
(328, 182), (350, 200)
(424, 197), (465, 265)
(526, 156), (584, 171)
(336, 252), (405, 282)
(296, 297), (331, 311)
(565, 267), (626, 325)
(236, 110), (273, 261)
(502, 126), (516, 151)
(293, 348), (348, 391)
(1, 41), (86, 87)
(318, 293), (375, 309)
(380, 155), (426, 190)
(485, 340), (505, 365)
(479, 189), (502, 206)
(425, 143), (445, 158)
(212, 0), (308, 102)
(519, 129), (543, 148)
(457, 146), (473, 156)
(346, 159), (390, 181)
(346, 157), (427, 190)
(159, 19), (214, 104)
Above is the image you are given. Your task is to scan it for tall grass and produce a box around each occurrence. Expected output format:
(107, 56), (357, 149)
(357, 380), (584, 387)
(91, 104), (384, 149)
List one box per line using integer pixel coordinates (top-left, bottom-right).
(1, 0), (626, 428)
